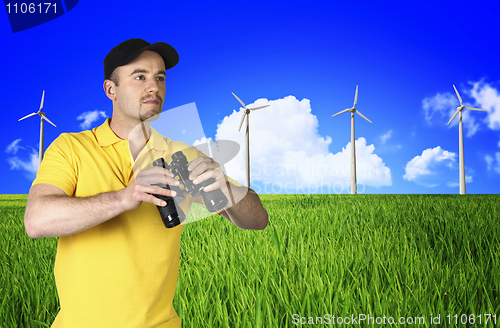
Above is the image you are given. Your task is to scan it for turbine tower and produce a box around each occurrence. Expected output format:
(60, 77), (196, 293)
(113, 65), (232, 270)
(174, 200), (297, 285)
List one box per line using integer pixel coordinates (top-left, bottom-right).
(232, 92), (269, 187)
(447, 85), (487, 195)
(18, 90), (57, 166)
(331, 86), (372, 194)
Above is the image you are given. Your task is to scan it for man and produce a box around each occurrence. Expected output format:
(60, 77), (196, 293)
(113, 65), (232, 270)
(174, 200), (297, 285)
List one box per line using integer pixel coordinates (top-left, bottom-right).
(24, 38), (268, 328)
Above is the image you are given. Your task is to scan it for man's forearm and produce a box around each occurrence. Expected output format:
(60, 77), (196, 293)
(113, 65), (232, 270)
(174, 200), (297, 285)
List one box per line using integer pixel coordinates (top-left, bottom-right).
(25, 168), (178, 238)
(221, 185), (268, 230)
(25, 187), (126, 238)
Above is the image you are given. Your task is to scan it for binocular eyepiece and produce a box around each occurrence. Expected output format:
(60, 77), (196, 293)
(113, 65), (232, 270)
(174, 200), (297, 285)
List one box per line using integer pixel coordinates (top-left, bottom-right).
(152, 151), (228, 228)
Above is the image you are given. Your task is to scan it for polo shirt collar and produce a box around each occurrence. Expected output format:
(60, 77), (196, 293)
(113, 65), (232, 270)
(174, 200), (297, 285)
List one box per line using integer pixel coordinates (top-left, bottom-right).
(95, 118), (122, 147)
(131, 124), (170, 170)
(95, 118), (168, 150)
(147, 125), (169, 151)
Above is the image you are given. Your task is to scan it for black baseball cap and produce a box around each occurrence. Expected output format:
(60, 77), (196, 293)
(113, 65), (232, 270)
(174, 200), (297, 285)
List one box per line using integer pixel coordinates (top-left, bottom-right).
(104, 38), (179, 80)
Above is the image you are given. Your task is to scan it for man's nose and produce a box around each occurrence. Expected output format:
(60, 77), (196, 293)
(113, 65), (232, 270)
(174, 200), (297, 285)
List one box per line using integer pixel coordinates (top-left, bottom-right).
(145, 78), (159, 93)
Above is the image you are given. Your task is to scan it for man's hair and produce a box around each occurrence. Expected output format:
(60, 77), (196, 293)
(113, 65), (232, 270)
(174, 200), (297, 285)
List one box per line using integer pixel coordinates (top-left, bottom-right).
(109, 68), (119, 86)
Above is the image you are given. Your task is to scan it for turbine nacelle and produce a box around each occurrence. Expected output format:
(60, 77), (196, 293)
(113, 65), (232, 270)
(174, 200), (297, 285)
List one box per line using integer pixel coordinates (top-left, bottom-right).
(232, 92), (269, 132)
(447, 85), (487, 126)
(18, 91), (57, 127)
(331, 86), (372, 123)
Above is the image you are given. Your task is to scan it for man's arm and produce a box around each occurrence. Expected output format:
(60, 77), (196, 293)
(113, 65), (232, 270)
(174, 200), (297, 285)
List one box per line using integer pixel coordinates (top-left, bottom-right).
(24, 167), (178, 238)
(219, 183), (268, 230)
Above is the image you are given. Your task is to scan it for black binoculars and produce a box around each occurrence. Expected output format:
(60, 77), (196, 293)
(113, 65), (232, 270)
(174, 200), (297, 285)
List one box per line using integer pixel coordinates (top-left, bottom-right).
(152, 151), (228, 228)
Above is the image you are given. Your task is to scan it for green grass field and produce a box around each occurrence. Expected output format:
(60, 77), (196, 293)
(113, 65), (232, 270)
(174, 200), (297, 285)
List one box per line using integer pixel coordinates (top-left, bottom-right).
(1, 194), (499, 327)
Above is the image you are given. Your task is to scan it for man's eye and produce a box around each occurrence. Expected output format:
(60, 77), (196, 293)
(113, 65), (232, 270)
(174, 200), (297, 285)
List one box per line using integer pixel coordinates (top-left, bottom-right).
(157, 76), (165, 82)
(135, 75), (145, 80)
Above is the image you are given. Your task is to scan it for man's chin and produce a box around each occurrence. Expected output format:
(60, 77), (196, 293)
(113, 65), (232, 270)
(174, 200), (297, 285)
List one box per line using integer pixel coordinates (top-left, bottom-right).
(140, 107), (162, 122)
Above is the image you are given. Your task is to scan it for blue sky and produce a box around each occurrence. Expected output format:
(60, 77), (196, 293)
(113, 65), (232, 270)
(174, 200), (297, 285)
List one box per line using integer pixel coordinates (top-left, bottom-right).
(2, 1), (500, 194)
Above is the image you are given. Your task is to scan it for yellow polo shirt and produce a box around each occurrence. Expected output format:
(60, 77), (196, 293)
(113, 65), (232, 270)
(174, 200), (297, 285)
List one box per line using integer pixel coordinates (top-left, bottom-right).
(32, 118), (210, 328)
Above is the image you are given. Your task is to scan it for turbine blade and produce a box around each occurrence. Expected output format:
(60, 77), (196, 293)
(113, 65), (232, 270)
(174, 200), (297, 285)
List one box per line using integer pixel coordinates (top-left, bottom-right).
(453, 85), (463, 106)
(238, 112), (247, 132)
(466, 107), (487, 112)
(331, 108), (350, 118)
(18, 112), (38, 121)
(356, 110), (372, 123)
(353, 85), (358, 107)
(232, 92), (247, 109)
(447, 108), (460, 125)
(40, 90), (45, 110)
(249, 104), (269, 111)
(43, 115), (57, 127)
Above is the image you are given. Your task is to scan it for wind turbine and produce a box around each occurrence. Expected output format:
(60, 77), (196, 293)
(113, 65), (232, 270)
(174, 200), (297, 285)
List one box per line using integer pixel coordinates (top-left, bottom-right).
(447, 85), (487, 195)
(232, 92), (269, 187)
(331, 85), (372, 194)
(18, 90), (57, 166)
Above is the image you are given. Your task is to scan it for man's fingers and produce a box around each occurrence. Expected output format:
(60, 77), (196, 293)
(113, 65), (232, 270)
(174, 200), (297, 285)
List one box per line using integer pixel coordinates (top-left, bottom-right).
(148, 194), (168, 207)
(136, 174), (179, 187)
(189, 157), (221, 181)
(149, 185), (177, 198)
(137, 166), (174, 177)
(197, 173), (226, 192)
(187, 156), (215, 177)
(187, 156), (204, 172)
(134, 184), (177, 199)
(135, 167), (174, 183)
(201, 180), (224, 192)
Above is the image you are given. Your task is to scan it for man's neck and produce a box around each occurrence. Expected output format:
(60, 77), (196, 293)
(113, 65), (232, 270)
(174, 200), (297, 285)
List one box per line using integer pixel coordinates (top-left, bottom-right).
(109, 116), (136, 140)
(109, 116), (151, 160)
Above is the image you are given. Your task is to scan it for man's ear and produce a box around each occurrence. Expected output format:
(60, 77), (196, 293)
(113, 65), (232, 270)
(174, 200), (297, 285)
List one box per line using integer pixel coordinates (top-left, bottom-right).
(103, 79), (116, 101)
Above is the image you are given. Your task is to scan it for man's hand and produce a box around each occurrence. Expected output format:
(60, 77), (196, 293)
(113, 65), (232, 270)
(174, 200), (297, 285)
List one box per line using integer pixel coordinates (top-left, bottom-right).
(187, 156), (226, 192)
(120, 166), (180, 211)
(187, 156), (268, 230)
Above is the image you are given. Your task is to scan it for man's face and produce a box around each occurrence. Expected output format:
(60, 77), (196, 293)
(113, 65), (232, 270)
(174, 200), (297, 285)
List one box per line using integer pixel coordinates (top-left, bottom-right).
(113, 50), (166, 123)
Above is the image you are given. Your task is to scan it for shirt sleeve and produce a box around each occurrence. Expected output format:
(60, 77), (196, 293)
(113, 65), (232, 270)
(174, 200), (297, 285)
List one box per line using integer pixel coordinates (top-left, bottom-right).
(32, 133), (78, 196)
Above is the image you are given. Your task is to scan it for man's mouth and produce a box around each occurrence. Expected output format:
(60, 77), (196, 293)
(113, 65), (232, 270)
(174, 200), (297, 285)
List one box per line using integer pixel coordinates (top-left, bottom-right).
(144, 99), (159, 105)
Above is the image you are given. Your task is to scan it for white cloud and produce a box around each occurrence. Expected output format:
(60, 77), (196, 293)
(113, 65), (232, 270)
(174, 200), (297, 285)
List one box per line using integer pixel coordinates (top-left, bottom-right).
(424, 81), (500, 137)
(6, 139), (24, 154)
(6, 139), (39, 180)
(422, 90), (480, 137)
(485, 153), (500, 173)
(485, 155), (494, 171)
(6, 143), (39, 181)
(77, 110), (107, 129)
(213, 96), (391, 193)
(460, 110), (481, 137)
(422, 92), (458, 124)
(403, 146), (460, 187)
(380, 130), (393, 144)
(469, 81), (500, 130)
